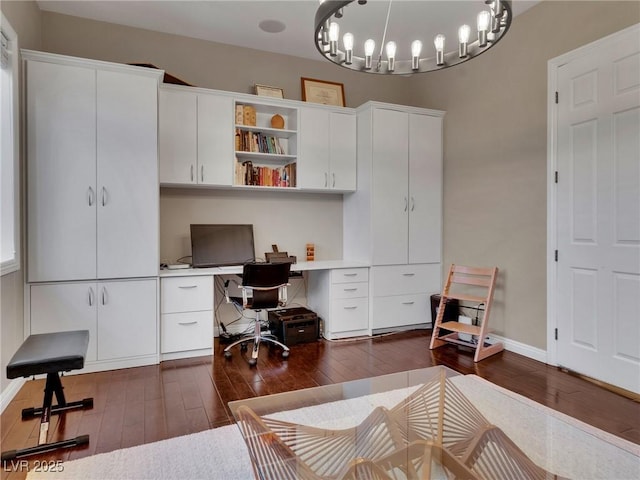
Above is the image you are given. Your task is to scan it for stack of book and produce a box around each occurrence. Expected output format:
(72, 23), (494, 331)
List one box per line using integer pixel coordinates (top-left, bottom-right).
(235, 160), (296, 188)
(235, 129), (285, 155)
(235, 104), (256, 126)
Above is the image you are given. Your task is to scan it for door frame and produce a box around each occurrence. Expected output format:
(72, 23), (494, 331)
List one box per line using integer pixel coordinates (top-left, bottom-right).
(546, 23), (640, 367)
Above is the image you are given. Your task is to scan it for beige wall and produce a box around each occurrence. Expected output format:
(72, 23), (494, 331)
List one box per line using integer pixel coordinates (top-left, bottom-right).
(0, 0), (42, 394)
(409, 1), (640, 348)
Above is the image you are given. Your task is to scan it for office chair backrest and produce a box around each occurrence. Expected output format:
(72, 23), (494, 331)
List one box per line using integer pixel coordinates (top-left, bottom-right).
(242, 262), (291, 310)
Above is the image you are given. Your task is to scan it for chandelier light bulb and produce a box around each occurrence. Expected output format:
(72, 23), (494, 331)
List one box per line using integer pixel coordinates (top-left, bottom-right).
(364, 38), (375, 69)
(434, 34), (445, 66)
(458, 24), (470, 58)
(329, 22), (339, 56)
(386, 41), (396, 71)
(477, 11), (490, 47)
(411, 40), (422, 70)
(343, 32), (354, 65)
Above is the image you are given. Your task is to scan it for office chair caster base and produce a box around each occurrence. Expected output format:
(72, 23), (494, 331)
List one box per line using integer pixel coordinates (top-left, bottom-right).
(248, 358), (257, 367)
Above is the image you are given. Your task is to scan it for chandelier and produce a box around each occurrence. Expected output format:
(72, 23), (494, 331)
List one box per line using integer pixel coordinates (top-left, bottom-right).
(314, 0), (512, 75)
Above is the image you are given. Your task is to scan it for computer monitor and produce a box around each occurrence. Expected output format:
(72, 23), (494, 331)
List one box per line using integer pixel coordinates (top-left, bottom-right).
(190, 224), (256, 268)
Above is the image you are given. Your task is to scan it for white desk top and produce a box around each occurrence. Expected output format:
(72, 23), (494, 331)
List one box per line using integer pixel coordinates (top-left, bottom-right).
(159, 260), (369, 277)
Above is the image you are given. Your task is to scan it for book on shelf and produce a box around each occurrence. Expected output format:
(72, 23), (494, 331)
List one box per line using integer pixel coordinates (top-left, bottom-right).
(234, 159), (296, 188)
(235, 105), (244, 125)
(235, 129), (286, 155)
(242, 105), (256, 126)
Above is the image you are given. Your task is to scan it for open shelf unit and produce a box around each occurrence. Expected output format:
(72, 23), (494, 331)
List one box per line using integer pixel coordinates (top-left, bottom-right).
(234, 100), (298, 188)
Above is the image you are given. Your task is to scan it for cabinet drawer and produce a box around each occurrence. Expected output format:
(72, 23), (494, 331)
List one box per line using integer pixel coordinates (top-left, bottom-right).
(371, 264), (440, 297)
(331, 282), (368, 299)
(329, 297), (369, 333)
(161, 276), (213, 313)
(371, 294), (430, 329)
(331, 268), (368, 284)
(161, 311), (213, 353)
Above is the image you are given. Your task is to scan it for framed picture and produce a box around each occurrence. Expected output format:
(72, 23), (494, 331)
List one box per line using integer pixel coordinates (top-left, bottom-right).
(301, 77), (345, 107)
(255, 84), (284, 99)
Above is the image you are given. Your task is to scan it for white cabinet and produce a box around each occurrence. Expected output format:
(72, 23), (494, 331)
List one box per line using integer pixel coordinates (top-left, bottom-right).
(160, 276), (214, 356)
(25, 53), (161, 283)
(299, 107), (356, 191)
(344, 101), (444, 332)
(159, 87), (234, 186)
(344, 102), (443, 266)
(369, 264), (440, 330)
(29, 279), (158, 365)
(307, 268), (369, 339)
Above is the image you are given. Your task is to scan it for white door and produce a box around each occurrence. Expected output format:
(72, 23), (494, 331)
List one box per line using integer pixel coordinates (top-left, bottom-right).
(555, 26), (640, 393)
(298, 107), (329, 190)
(408, 113), (443, 265)
(97, 71), (159, 279)
(26, 60), (97, 282)
(197, 94), (234, 186)
(30, 283), (98, 361)
(372, 108), (409, 265)
(159, 89), (197, 184)
(329, 112), (357, 191)
(97, 279), (157, 360)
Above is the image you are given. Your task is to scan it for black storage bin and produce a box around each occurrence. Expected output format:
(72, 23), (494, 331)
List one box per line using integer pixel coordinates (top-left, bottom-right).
(430, 294), (459, 333)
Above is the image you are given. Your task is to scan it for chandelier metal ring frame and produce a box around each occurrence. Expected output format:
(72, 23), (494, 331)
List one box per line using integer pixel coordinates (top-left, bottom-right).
(314, 0), (512, 75)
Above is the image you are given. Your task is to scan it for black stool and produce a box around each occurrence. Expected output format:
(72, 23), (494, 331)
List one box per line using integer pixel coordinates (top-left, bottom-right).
(1, 330), (94, 461)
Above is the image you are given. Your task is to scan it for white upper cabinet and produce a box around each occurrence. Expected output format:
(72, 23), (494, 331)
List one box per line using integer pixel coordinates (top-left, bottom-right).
(299, 107), (356, 191)
(344, 102), (444, 267)
(96, 70), (159, 279)
(25, 52), (161, 283)
(159, 87), (233, 186)
(26, 60), (97, 282)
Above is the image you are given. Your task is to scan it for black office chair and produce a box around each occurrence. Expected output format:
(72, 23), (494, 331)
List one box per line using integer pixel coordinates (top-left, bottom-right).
(223, 262), (291, 366)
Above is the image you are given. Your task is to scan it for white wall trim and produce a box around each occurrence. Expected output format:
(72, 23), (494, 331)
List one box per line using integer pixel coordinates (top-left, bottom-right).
(491, 334), (547, 364)
(0, 377), (26, 414)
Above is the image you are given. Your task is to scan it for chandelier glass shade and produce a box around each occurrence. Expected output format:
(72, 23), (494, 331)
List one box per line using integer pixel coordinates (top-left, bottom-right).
(314, 0), (512, 75)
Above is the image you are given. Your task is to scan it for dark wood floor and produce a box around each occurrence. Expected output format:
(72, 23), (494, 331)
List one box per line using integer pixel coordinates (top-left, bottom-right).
(1, 330), (638, 479)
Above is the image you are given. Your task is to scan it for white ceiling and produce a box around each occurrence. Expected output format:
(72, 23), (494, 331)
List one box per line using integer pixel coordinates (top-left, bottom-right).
(37, 1), (540, 61)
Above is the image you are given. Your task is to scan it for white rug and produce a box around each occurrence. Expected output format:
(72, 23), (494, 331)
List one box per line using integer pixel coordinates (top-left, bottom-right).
(27, 375), (640, 480)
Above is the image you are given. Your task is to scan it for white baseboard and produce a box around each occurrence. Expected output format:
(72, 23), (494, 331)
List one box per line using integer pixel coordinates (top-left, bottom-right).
(0, 377), (26, 414)
(491, 334), (547, 364)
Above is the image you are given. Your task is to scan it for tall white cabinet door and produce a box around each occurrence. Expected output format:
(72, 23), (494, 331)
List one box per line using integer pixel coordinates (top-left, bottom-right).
(197, 94), (234, 186)
(159, 89), (197, 184)
(30, 283), (98, 361)
(329, 112), (357, 190)
(97, 279), (157, 360)
(408, 113), (443, 264)
(26, 61), (97, 282)
(298, 107), (330, 189)
(371, 108), (409, 265)
(96, 71), (159, 279)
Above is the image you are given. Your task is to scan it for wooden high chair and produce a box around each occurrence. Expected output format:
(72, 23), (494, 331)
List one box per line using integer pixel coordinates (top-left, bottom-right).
(429, 264), (503, 362)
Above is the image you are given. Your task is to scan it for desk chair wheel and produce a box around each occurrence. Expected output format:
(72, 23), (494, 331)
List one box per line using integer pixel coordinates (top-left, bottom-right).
(224, 350), (232, 359)
(282, 350), (290, 359)
(240, 342), (248, 352)
(248, 358), (257, 367)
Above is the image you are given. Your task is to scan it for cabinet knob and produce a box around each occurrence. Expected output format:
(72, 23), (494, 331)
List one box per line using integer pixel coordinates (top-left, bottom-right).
(343, 305), (358, 310)
(178, 321), (198, 326)
(178, 285), (198, 289)
(402, 301), (415, 305)
(101, 187), (108, 206)
(88, 287), (94, 306)
(87, 187), (95, 206)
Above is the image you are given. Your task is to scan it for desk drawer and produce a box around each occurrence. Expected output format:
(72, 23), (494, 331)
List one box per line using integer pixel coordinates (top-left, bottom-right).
(371, 264), (440, 297)
(372, 294), (430, 329)
(331, 282), (368, 299)
(161, 276), (213, 313)
(329, 297), (369, 333)
(161, 311), (213, 353)
(331, 268), (368, 284)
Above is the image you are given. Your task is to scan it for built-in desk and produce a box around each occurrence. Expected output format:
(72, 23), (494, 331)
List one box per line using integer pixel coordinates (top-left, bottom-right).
(159, 260), (370, 359)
